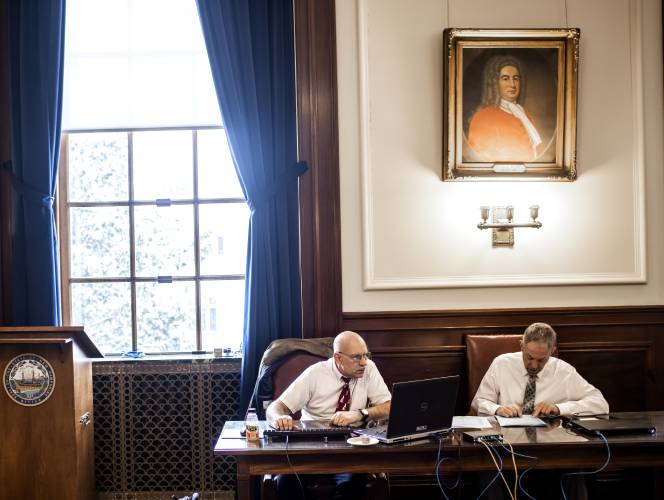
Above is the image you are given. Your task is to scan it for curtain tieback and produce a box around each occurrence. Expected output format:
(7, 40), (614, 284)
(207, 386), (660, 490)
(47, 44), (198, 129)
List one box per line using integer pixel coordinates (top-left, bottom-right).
(1, 160), (54, 209)
(248, 160), (308, 212)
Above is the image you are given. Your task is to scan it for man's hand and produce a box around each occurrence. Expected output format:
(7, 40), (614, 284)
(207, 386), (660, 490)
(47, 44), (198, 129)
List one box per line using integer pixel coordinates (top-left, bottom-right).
(496, 405), (522, 417)
(330, 410), (363, 426)
(532, 402), (560, 417)
(271, 415), (294, 430)
(266, 399), (295, 429)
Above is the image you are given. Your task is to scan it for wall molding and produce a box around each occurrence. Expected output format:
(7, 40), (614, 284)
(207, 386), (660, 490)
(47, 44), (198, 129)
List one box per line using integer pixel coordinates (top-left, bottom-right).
(357, 0), (647, 289)
(343, 305), (664, 330)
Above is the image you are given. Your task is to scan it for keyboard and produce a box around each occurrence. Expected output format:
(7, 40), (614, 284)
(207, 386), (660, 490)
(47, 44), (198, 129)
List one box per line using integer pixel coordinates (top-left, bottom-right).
(366, 425), (387, 436)
(263, 426), (353, 440)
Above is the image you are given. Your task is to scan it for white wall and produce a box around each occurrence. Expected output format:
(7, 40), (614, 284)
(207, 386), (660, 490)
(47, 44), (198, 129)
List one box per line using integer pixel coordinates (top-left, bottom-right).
(337, 0), (664, 311)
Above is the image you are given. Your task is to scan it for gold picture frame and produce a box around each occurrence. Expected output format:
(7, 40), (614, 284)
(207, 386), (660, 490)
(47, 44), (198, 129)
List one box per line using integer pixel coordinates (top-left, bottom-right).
(443, 28), (580, 181)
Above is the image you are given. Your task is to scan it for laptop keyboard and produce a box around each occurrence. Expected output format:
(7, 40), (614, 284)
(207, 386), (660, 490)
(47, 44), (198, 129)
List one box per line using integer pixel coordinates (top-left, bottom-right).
(366, 425), (388, 436)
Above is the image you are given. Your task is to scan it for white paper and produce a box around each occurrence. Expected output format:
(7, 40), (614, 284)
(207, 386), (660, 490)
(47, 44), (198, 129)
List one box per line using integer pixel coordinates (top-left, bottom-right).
(452, 416), (492, 429)
(496, 415), (546, 427)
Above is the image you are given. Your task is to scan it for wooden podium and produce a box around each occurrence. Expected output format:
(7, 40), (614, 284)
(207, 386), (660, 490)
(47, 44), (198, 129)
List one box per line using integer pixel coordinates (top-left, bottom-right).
(0, 326), (103, 500)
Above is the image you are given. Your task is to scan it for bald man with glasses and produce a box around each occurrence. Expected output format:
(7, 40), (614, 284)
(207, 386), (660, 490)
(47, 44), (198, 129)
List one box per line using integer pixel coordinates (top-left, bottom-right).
(266, 331), (391, 499)
(266, 330), (391, 430)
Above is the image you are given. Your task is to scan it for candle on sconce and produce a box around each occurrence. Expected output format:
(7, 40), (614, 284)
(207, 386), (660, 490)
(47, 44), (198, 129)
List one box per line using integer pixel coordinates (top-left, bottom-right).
(480, 206), (490, 223)
(506, 206), (514, 222)
(529, 205), (540, 222)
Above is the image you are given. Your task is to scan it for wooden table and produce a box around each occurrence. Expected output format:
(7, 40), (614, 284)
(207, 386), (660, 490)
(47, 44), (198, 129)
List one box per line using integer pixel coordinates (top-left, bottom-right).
(214, 412), (664, 500)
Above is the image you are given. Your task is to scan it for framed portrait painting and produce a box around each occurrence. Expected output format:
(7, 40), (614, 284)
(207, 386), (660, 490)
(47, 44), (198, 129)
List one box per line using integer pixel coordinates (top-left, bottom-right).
(443, 28), (580, 181)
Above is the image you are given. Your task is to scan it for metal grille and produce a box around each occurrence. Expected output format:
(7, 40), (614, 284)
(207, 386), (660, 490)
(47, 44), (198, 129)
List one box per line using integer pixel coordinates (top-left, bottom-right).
(93, 359), (240, 498)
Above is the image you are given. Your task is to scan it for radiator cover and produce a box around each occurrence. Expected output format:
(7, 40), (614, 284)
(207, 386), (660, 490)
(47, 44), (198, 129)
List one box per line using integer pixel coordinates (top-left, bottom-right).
(92, 358), (240, 498)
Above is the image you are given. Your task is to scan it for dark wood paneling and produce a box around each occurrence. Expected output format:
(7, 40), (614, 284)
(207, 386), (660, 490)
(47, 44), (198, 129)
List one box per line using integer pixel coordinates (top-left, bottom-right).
(294, 0), (343, 338)
(342, 307), (664, 413)
(559, 341), (653, 412)
(371, 346), (468, 414)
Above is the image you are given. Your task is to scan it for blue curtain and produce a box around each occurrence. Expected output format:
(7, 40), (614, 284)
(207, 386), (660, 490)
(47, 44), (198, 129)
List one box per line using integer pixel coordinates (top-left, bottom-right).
(4, 0), (65, 325)
(196, 0), (306, 414)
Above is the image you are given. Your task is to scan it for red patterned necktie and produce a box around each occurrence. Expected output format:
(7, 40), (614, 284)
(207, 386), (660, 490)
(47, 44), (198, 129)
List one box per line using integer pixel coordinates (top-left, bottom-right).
(336, 377), (351, 412)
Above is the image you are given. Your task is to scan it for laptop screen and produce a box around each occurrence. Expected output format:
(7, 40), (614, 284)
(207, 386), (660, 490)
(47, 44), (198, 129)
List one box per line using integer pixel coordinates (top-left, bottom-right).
(386, 375), (460, 438)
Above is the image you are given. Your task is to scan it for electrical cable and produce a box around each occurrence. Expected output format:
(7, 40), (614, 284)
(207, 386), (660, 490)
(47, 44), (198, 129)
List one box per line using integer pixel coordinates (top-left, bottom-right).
(560, 431), (611, 500)
(482, 439), (516, 500)
(475, 438), (513, 500)
(285, 435), (306, 500)
(436, 434), (463, 490)
(497, 440), (539, 500)
(433, 435), (452, 500)
(501, 437), (518, 500)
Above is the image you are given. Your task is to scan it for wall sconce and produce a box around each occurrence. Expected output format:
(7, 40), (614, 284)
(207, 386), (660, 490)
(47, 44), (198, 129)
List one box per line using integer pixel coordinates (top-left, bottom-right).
(478, 205), (542, 247)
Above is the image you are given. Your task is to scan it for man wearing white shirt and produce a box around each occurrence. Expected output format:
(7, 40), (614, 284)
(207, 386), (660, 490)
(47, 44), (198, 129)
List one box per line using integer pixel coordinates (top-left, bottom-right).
(266, 330), (391, 499)
(267, 330), (391, 428)
(472, 323), (607, 500)
(471, 322), (609, 417)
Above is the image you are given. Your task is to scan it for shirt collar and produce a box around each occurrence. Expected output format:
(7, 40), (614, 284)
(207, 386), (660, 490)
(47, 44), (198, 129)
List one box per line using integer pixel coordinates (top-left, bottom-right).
(499, 98), (522, 114)
(330, 357), (346, 381)
(521, 356), (553, 379)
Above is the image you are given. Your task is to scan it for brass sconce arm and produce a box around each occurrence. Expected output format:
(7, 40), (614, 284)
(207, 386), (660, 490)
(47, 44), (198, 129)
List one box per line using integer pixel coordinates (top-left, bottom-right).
(478, 205), (542, 247)
(477, 221), (542, 230)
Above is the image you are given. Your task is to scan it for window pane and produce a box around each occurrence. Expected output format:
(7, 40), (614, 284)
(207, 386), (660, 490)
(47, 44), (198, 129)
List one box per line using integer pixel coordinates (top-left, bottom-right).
(199, 203), (249, 275)
(63, 56), (131, 130)
(65, 0), (130, 54)
(130, 55), (197, 127)
(129, 0), (199, 52)
(200, 280), (245, 352)
(63, 0), (220, 129)
(133, 130), (193, 200)
(70, 207), (130, 278)
(137, 281), (196, 352)
(68, 133), (128, 202)
(194, 56), (223, 126)
(135, 205), (195, 277)
(197, 129), (244, 199)
(71, 282), (132, 354)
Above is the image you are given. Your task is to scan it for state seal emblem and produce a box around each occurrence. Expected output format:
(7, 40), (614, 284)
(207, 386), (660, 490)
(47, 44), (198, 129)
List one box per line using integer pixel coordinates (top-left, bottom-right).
(3, 353), (56, 406)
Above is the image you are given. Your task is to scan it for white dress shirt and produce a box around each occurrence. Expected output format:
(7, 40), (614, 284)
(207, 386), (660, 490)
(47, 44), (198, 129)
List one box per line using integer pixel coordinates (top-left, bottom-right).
(279, 358), (391, 421)
(471, 352), (609, 417)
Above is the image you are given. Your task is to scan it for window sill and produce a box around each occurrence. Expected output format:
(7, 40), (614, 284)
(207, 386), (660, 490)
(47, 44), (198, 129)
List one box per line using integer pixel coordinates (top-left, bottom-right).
(91, 353), (242, 375)
(92, 353), (241, 364)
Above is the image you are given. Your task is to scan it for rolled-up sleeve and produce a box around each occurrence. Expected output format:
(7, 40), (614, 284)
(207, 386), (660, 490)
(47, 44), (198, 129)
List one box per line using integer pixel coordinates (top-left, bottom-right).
(279, 369), (312, 414)
(556, 368), (609, 416)
(366, 362), (391, 406)
(471, 359), (502, 416)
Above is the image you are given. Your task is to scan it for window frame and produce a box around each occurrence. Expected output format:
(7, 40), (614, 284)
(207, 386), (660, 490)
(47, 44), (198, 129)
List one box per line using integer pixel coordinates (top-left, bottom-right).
(57, 125), (247, 355)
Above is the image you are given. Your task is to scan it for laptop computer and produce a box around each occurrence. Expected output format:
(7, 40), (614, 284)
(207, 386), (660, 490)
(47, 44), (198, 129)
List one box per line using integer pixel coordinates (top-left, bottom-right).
(568, 415), (656, 436)
(354, 375), (460, 444)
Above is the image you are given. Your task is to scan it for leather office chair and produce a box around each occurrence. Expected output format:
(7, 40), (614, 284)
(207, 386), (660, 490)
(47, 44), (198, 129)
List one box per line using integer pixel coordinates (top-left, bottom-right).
(271, 352), (327, 419)
(259, 339), (387, 500)
(465, 334), (522, 415)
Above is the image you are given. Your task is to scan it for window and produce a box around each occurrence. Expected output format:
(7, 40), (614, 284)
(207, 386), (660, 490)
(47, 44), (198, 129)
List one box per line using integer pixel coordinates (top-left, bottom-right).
(58, 0), (248, 355)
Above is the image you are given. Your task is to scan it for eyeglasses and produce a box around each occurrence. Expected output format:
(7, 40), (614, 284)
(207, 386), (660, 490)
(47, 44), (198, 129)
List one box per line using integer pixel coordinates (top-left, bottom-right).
(338, 351), (372, 363)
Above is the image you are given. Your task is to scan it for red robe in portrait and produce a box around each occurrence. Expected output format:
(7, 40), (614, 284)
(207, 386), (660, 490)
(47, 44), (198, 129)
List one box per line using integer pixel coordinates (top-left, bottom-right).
(468, 106), (538, 162)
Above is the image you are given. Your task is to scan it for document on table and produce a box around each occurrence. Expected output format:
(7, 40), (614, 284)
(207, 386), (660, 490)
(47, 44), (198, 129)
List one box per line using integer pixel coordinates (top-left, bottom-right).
(496, 415), (546, 427)
(452, 416), (493, 429)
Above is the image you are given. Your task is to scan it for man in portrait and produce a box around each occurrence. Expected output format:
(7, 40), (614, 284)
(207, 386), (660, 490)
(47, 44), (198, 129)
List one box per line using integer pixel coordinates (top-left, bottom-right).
(467, 55), (542, 162)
